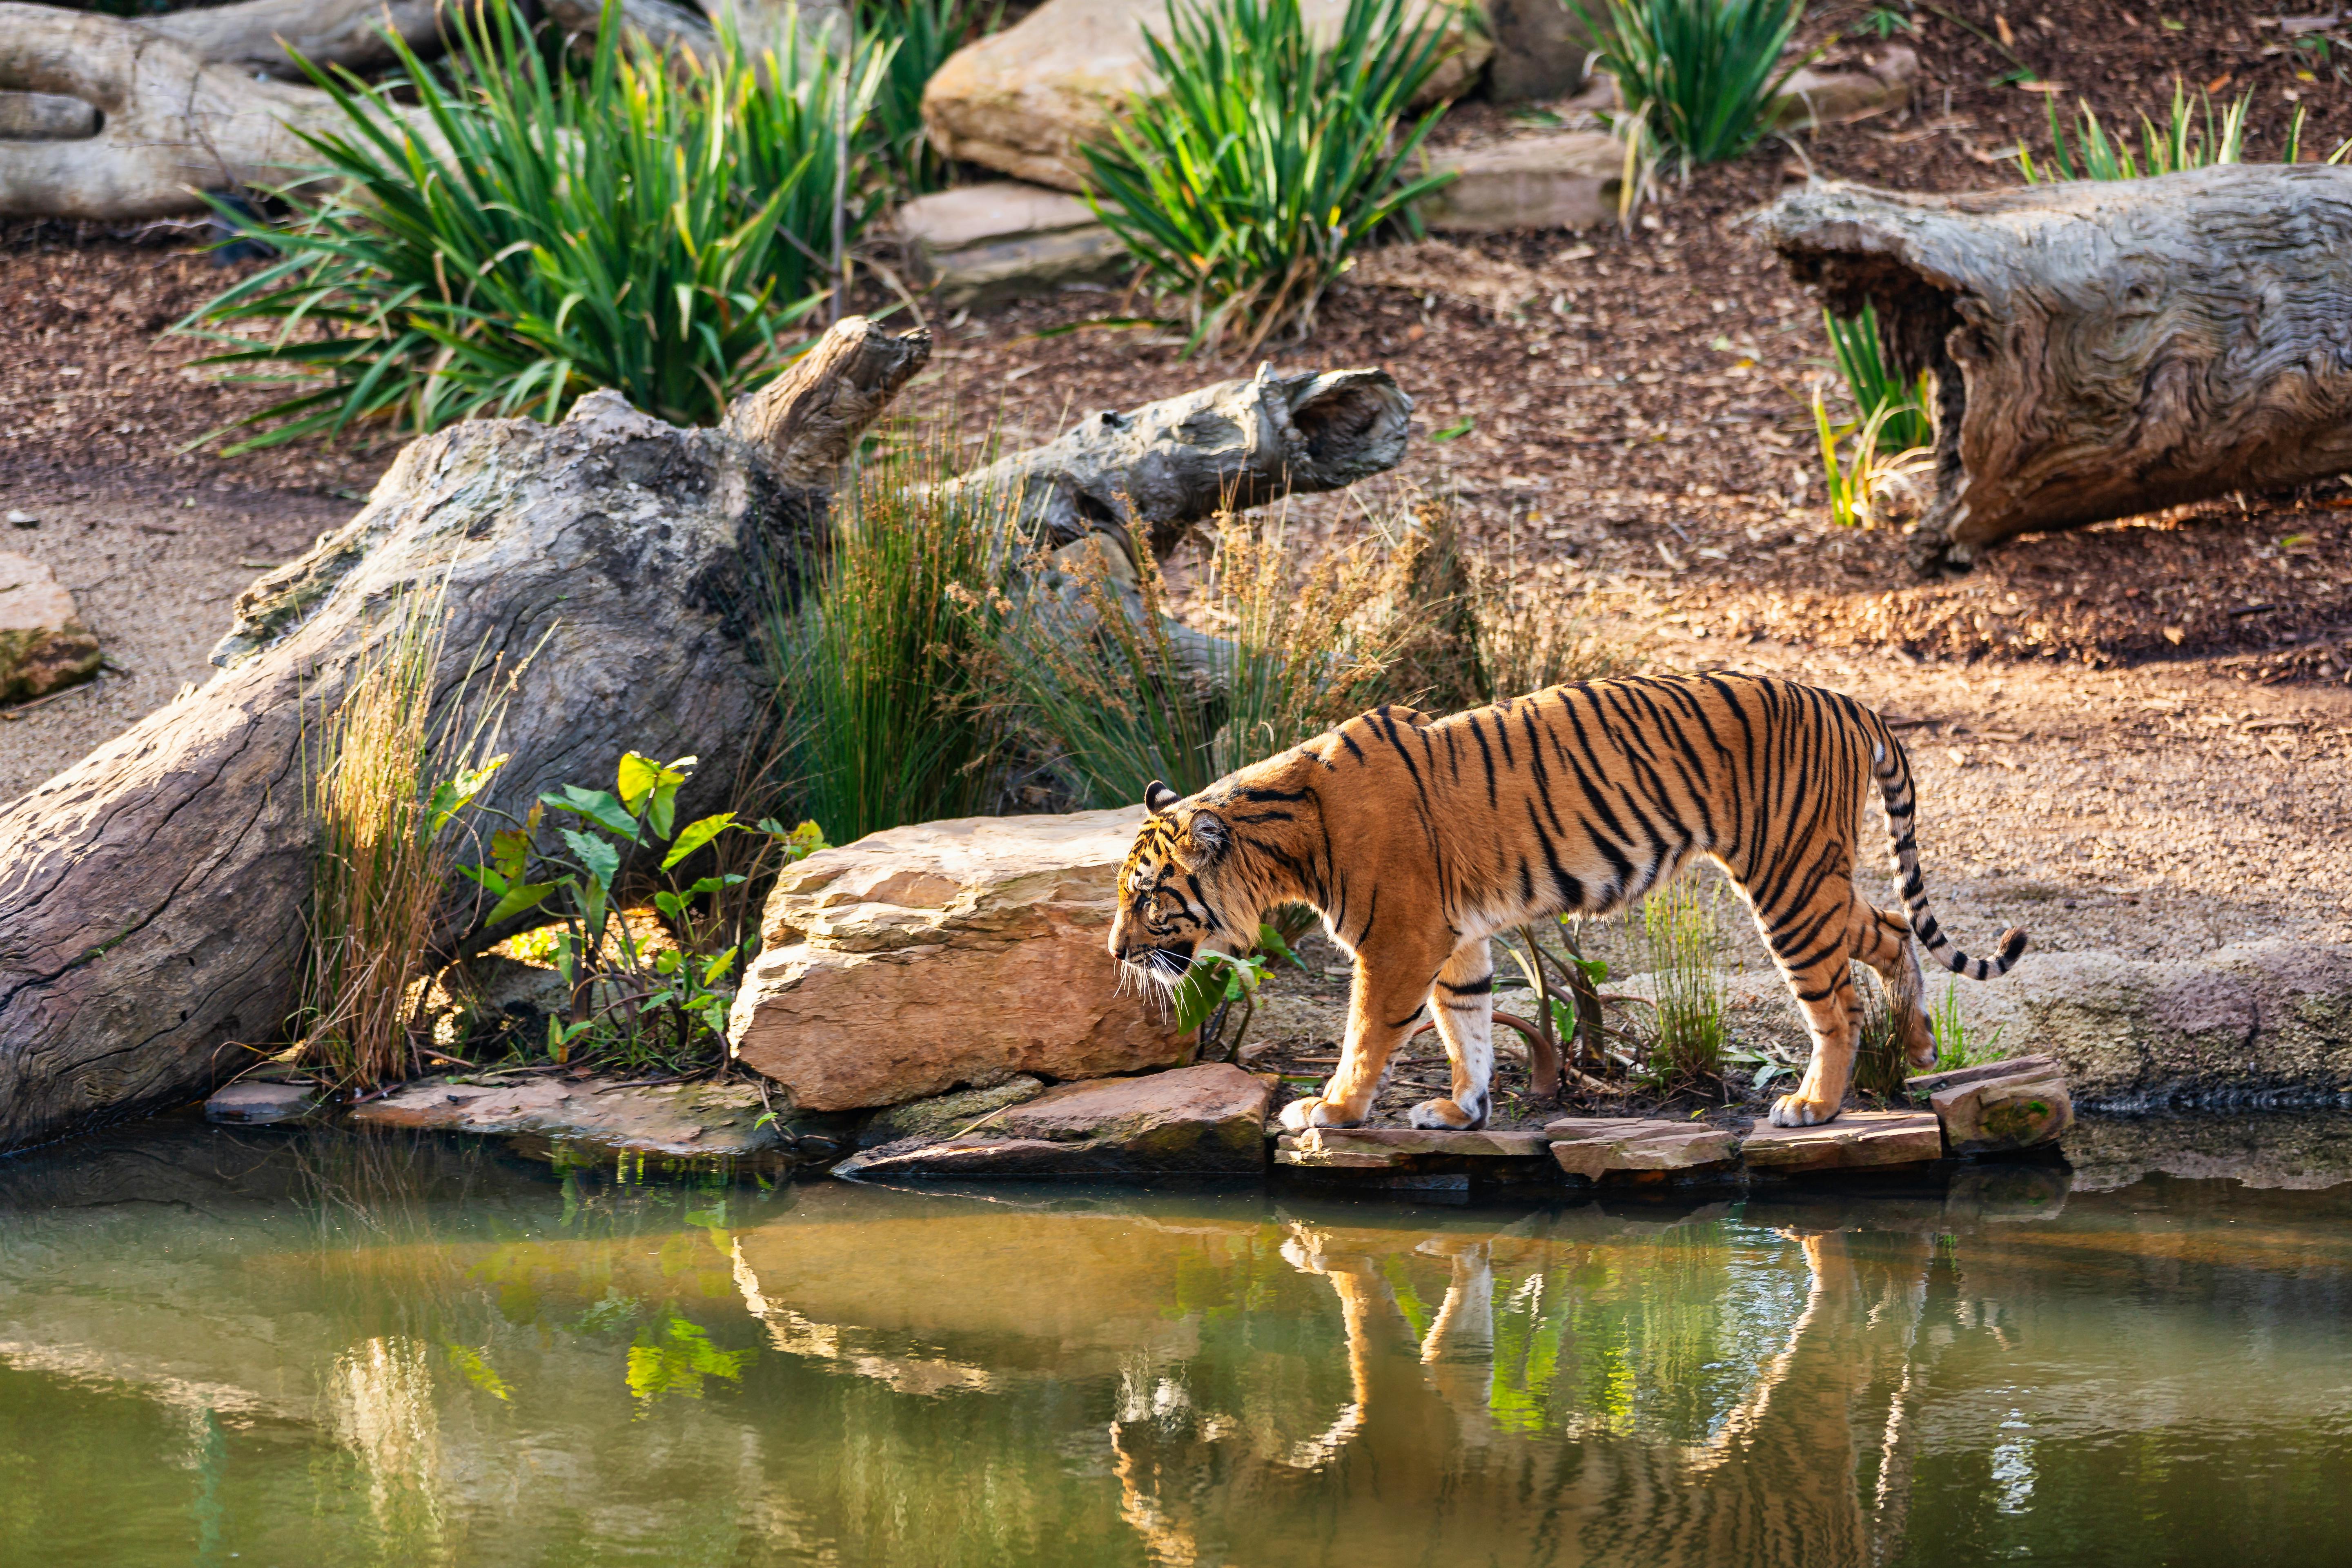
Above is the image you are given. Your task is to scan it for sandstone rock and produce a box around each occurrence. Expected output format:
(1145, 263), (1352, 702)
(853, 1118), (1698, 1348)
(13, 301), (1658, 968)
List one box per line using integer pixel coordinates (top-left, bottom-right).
(1296, 1125), (1552, 1158)
(1421, 130), (1624, 233)
(1767, 45), (1918, 129)
(921, 0), (1490, 192)
(1931, 1070), (2074, 1156)
(728, 808), (1190, 1111)
(204, 1080), (316, 1124)
(1544, 1116), (1736, 1178)
(1738, 1109), (1942, 1172)
(1904, 1054), (2060, 1099)
(1274, 1139), (1411, 1169)
(896, 181), (1127, 305)
(855, 1075), (1046, 1149)
(833, 1062), (1270, 1176)
(0, 551), (101, 704)
(1482, 0), (1595, 102)
(351, 1075), (781, 1158)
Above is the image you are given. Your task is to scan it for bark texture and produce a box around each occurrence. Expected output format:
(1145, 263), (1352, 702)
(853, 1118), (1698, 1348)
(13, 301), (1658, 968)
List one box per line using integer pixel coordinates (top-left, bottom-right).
(947, 363), (1414, 560)
(1759, 169), (2352, 569)
(0, 6), (355, 219)
(142, 0), (449, 78)
(0, 316), (926, 1153)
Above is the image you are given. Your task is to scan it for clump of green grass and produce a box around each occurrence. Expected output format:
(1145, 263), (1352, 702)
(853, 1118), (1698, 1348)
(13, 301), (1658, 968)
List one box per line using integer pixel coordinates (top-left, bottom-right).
(1082, 0), (1461, 357)
(1569, 0), (1812, 173)
(766, 441), (1014, 844)
(1929, 978), (2006, 1073)
(1849, 966), (1908, 1099)
(1638, 874), (1726, 1088)
(2017, 80), (2250, 183)
(298, 590), (503, 1093)
(183, 0), (879, 451)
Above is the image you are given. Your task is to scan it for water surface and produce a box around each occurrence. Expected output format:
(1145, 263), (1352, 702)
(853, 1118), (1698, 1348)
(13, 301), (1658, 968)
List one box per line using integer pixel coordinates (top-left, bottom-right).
(3, 1120), (2349, 1567)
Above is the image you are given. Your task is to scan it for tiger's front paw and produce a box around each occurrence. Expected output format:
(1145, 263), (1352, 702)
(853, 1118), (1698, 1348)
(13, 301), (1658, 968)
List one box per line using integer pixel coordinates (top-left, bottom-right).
(1407, 1096), (1485, 1131)
(1278, 1095), (1359, 1132)
(1768, 1093), (1840, 1128)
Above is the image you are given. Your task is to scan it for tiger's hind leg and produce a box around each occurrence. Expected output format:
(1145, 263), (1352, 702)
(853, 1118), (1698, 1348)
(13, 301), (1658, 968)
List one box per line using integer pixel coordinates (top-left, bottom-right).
(1857, 903), (1936, 1070)
(1409, 940), (1495, 1131)
(1755, 886), (1870, 1128)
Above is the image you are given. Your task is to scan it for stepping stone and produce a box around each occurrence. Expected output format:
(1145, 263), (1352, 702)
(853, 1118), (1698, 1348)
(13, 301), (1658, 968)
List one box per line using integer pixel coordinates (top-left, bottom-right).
(352, 1076), (782, 1158)
(833, 1063), (1270, 1178)
(895, 182), (1125, 307)
(1739, 1110), (1944, 1172)
(1293, 1125), (1552, 1159)
(205, 1080), (316, 1125)
(1910, 1058), (2074, 1155)
(1544, 1117), (1737, 1179)
(1274, 1140), (1411, 1170)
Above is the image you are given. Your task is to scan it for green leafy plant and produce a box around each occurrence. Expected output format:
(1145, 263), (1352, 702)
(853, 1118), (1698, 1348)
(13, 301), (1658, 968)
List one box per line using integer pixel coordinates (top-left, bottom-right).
(461, 751), (826, 1074)
(1173, 922), (1307, 1057)
(2016, 80), (2250, 182)
(1568, 0), (1813, 172)
(1082, 0), (1461, 356)
(1811, 381), (1932, 529)
(1929, 978), (2005, 1073)
(858, 0), (996, 195)
(1823, 302), (1931, 452)
(1637, 875), (1726, 1088)
(183, 0), (877, 451)
(766, 441), (1014, 845)
(298, 586), (506, 1094)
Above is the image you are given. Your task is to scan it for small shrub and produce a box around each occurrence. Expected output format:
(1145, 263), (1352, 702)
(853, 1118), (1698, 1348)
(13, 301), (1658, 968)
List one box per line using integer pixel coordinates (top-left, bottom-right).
(184, 1), (877, 450)
(767, 444), (1014, 844)
(1569, 0), (1812, 172)
(1082, 0), (1461, 357)
(991, 513), (1404, 806)
(299, 590), (504, 1092)
(1638, 874), (1725, 1087)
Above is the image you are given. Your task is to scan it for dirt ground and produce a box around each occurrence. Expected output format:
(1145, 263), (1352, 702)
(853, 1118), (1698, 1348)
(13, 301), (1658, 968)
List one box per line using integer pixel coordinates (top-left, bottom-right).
(4, 3), (2348, 987)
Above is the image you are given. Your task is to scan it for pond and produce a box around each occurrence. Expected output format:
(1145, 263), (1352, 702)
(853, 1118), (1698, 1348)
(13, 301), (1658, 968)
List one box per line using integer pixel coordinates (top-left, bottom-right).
(3, 1119), (2350, 1567)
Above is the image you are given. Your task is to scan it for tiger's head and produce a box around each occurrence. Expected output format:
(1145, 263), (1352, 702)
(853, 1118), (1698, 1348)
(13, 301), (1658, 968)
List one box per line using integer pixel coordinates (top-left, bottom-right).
(1109, 779), (1247, 991)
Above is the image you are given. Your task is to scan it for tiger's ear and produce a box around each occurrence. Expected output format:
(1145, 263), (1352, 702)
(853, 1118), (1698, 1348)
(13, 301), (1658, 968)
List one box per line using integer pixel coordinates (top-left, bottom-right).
(1172, 808), (1229, 870)
(1144, 779), (1181, 816)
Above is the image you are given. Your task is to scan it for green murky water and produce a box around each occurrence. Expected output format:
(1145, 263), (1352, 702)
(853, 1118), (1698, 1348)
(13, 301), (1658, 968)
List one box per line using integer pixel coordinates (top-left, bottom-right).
(4, 1121), (2351, 1568)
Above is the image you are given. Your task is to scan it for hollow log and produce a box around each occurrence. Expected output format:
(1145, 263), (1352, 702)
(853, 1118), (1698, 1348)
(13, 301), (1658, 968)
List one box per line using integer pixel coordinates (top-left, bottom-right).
(1758, 169), (2352, 570)
(0, 317), (927, 1154)
(0, 6), (359, 219)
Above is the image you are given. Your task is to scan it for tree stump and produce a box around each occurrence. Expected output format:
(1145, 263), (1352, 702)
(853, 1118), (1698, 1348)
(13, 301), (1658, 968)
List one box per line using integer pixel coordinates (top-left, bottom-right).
(1757, 169), (2352, 570)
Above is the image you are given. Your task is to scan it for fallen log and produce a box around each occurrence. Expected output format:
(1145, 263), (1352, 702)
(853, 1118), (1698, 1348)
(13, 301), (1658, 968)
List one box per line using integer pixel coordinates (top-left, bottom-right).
(142, 0), (448, 79)
(1758, 169), (2352, 571)
(0, 330), (1412, 1151)
(0, 6), (357, 220)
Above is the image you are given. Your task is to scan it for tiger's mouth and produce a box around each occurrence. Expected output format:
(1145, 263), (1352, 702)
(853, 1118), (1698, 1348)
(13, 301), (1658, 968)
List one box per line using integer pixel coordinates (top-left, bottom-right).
(1123, 943), (1198, 990)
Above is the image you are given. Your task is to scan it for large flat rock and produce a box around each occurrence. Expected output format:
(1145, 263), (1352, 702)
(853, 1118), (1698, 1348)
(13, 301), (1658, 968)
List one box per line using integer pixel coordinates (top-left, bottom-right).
(1546, 1116), (1737, 1178)
(350, 1076), (781, 1158)
(0, 550), (101, 704)
(920, 0), (1489, 191)
(1421, 132), (1626, 234)
(895, 181), (1126, 306)
(1738, 1110), (1944, 1172)
(728, 808), (1189, 1111)
(834, 1063), (1270, 1177)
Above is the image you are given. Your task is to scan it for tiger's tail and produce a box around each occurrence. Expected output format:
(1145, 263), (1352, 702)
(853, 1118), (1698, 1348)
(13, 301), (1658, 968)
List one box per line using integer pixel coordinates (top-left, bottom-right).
(1867, 722), (2028, 982)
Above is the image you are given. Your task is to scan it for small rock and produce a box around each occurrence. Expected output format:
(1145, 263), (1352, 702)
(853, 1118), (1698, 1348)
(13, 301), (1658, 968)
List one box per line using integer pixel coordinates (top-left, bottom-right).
(0, 551), (101, 704)
(205, 1080), (317, 1125)
(897, 182), (1127, 307)
(1932, 1071), (2074, 1155)
(856, 1076), (1047, 1149)
(1739, 1110), (1944, 1172)
(1296, 1125), (1552, 1158)
(6, 510), (37, 528)
(833, 1063), (1270, 1177)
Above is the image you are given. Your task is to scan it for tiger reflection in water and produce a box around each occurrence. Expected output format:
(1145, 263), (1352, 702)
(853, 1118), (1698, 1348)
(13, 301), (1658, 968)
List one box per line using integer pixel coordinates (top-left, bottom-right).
(1109, 1222), (1944, 1568)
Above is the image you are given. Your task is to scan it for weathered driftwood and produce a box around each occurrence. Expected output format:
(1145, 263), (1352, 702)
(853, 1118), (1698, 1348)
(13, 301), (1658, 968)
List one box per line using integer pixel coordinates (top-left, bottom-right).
(0, 6), (356, 219)
(949, 363), (1414, 560)
(1759, 169), (2352, 570)
(141, 0), (449, 78)
(0, 316), (924, 1153)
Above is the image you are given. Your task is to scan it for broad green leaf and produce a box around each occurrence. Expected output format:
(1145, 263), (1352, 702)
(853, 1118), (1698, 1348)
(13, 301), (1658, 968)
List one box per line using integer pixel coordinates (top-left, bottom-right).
(561, 827), (621, 891)
(1255, 921), (1307, 971)
(490, 826), (533, 882)
(543, 785), (638, 839)
(486, 880), (559, 926)
(661, 811), (736, 871)
(653, 890), (685, 920)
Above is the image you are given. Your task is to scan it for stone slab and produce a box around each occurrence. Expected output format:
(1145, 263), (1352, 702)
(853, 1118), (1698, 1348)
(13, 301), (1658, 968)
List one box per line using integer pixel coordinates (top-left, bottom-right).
(855, 1076), (1046, 1149)
(1297, 1125), (1552, 1158)
(1738, 1110), (1944, 1172)
(1275, 1144), (1412, 1169)
(1422, 131), (1625, 234)
(1546, 1118), (1735, 1178)
(1933, 1073), (2074, 1156)
(896, 181), (1128, 306)
(1905, 1055), (2060, 1098)
(351, 1076), (781, 1158)
(832, 1064), (1270, 1177)
(205, 1081), (317, 1125)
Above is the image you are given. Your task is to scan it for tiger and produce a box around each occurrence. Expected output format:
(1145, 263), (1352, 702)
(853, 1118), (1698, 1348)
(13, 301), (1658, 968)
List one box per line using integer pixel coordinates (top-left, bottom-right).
(1107, 673), (2026, 1132)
